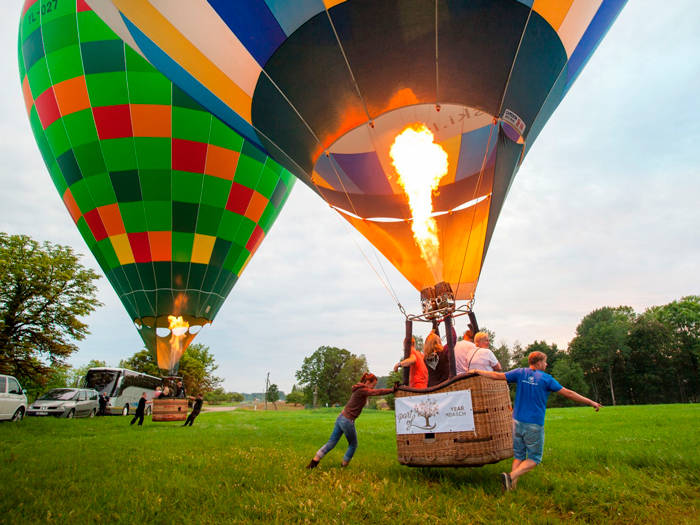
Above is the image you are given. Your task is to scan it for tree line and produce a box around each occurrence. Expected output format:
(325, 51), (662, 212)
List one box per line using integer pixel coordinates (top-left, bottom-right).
(292, 297), (699, 407)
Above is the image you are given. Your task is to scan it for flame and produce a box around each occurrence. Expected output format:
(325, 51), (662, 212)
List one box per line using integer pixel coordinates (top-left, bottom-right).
(390, 124), (449, 276)
(165, 315), (189, 370)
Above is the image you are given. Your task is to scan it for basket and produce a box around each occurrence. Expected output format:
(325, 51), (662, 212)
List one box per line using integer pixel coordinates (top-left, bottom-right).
(152, 398), (188, 421)
(395, 373), (512, 467)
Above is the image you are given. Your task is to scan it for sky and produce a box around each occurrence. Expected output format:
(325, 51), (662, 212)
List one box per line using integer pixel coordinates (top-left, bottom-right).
(1, 1), (698, 394)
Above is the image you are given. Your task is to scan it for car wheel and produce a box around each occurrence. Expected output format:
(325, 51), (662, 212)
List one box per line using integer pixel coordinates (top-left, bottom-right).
(66, 409), (75, 419)
(12, 408), (24, 422)
(89, 409), (96, 418)
(122, 406), (129, 416)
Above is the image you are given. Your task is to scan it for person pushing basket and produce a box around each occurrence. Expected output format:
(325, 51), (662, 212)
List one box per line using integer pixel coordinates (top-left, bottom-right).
(474, 351), (601, 491)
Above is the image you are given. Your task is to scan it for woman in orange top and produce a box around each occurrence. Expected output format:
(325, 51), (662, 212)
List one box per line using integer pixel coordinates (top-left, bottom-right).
(393, 336), (428, 389)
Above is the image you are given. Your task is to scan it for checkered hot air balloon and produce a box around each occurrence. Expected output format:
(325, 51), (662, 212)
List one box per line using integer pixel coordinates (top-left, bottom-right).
(17, 0), (295, 373)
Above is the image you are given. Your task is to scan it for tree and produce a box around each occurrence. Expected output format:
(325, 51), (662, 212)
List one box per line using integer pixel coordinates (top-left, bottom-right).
(493, 342), (511, 370)
(0, 233), (102, 386)
(569, 306), (635, 405)
(231, 392), (244, 403)
(68, 359), (107, 388)
(266, 383), (280, 409)
(178, 343), (222, 396)
(521, 341), (562, 370)
(383, 369), (403, 410)
(21, 361), (72, 402)
(119, 350), (160, 377)
(285, 385), (305, 406)
(646, 296), (700, 402)
(120, 343), (222, 396)
(548, 355), (588, 407)
(295, 346), (368, 406)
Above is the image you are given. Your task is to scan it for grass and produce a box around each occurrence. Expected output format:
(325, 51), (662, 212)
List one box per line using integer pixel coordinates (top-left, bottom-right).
(1, 404), (698, 524)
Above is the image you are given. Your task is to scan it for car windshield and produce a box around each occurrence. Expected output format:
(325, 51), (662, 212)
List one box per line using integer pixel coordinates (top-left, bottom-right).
(39, 389), (77, 401)
(84, 370), (120, 395)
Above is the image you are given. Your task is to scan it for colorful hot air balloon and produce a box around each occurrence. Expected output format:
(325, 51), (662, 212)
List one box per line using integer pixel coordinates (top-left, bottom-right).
(86, 0), (627, 304)
(17, 0), (295, 373)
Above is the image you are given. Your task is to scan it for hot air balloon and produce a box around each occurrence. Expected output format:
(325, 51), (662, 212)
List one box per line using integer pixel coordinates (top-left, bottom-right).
(85, 0), (627, 465)
(17, 0), (295, 374)
(85, 0), (626, 311)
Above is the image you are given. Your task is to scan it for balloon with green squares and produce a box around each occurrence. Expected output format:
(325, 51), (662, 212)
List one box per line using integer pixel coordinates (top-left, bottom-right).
(17, 0), (295, 373)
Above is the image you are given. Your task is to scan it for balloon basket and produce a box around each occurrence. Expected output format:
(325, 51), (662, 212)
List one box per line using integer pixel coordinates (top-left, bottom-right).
(395, 374), (512, 467)
(152, 398), (188, 422)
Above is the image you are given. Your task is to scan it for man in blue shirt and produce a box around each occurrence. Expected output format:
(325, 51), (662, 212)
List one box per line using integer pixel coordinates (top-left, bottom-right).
(474, 351), (601, 491)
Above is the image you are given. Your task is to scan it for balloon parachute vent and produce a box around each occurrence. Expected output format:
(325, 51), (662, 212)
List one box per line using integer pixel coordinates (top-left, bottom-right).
(420, 282), (455, 319)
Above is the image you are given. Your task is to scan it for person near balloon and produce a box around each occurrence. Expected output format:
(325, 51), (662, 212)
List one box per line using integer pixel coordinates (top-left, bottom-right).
(98, 393), (108, 416)
(393, 336), (428, 389)
(130, 392), (148, 426)
(160, 386), (171, 398)
(182, 393), (204, 427)
(306, 373), (396, 469)
(473, 351), (601, 491)
(424, 331), (450, 386)
(175, 380), (186, 398)
(464, 332), (502, 372)
(454, 329), (477, 374)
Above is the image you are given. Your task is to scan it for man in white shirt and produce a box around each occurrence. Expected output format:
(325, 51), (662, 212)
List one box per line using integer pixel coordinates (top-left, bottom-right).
(456, 331), (502, 373)
(454, 329), (477, 374)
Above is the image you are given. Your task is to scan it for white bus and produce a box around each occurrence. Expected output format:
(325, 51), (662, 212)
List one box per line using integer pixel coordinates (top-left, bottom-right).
(84, 368), (162, 416)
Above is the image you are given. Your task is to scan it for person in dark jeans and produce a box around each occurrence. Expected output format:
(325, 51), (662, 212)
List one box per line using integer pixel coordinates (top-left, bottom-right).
(130, 392), (147, 426)
(182, 393), (204, 426)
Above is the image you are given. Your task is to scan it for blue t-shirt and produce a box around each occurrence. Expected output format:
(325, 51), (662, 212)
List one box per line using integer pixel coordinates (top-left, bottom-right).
(504, 368), (563, 426)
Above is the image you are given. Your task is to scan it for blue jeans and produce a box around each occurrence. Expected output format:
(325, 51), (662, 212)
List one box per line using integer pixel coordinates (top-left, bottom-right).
(316, 414), (358, 463)
(513, 419), (545, 464)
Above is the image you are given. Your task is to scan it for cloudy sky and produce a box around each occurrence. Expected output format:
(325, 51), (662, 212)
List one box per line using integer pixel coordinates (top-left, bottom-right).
(1, 1), (698, 394)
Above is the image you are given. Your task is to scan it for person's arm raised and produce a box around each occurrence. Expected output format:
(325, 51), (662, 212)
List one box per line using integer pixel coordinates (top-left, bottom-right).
(557, 388), (602, 411)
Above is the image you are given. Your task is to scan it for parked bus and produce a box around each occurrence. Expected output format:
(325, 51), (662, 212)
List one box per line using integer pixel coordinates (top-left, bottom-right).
(83, 368), (162, 416)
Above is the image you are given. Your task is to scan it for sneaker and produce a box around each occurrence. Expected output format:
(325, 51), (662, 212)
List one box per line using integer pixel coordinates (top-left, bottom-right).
(500, 472), (512, 492)
(306, 459), (319, 469)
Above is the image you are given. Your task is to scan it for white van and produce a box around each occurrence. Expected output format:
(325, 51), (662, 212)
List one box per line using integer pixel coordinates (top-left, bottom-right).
(0, 374), (28, 422)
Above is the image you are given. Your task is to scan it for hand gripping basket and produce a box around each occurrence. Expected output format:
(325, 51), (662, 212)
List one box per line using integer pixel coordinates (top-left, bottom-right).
(395, 373), (513, 467)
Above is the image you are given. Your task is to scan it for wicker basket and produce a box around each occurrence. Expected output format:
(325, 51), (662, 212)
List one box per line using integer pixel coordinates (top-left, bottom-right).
(152, 398), (188, 421)
(395, 374), (512, 467)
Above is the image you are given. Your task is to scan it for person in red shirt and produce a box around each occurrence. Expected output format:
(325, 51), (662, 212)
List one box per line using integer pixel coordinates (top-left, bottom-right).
(393, 336), (428, 389)
(306, 373), (395, 469)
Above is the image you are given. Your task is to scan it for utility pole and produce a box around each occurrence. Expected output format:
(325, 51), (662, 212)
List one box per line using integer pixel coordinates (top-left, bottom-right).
(265, 372), (270, 411)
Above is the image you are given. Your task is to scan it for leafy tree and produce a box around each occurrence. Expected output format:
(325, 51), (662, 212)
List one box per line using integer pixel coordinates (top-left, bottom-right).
(493, 341), (511, 370)
(623, 313), (673, 404)
(231, 392), (244, 403)
(285, 385), (304, 406)
(266, 383), (280, 409)
(0, 233), (102, 386)
(295, 346), (368, 406)
(21, 362), (72, 402)
(68, 359), (107, 388)
(176, 343), (222, 396)
(119, 350), (160, 377)
(520, 341), (563, 370)
(646, 296), (700, 402)
(569, 306), (635, 405)
(548, 355), (589, 407)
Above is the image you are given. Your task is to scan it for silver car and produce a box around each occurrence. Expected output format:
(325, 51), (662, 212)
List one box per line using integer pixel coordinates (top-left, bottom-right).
(27, 388), (99, 418)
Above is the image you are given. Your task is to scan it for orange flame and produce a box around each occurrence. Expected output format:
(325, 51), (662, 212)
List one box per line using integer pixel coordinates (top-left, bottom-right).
(167, 314), (189, 367)
(389, 124), (449, 277)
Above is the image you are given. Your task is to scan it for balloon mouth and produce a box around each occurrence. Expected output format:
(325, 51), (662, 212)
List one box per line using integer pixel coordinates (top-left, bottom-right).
(134, 315), (211, 373)
(311, 103), (497, 221)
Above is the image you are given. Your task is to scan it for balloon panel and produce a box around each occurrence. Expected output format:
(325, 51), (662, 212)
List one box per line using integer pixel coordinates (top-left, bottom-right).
(89, 0), (625, 298)
(18, 0), (295, 362)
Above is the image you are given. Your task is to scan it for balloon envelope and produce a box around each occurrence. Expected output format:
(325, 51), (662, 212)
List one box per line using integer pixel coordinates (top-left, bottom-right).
(88, 0), (626, 300)
(18, 0), (295, 371)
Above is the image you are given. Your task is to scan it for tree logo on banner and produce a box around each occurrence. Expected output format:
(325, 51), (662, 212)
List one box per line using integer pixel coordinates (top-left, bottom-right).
(407, 398), (439, 431)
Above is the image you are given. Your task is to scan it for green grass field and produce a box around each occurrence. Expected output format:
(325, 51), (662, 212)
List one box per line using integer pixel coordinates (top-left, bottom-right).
(1, 404), (698, 524)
